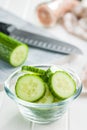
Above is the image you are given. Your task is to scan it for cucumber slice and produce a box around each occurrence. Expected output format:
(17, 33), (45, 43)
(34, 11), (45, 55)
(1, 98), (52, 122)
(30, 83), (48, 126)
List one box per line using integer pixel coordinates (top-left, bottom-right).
(0, 32), (28, 67)
(22, 66), (48, 81)
(36, 84), (54, 104)
(15, 74), (46, 102)
(49, 71), (76, 99)
(22, 66), (46, 75)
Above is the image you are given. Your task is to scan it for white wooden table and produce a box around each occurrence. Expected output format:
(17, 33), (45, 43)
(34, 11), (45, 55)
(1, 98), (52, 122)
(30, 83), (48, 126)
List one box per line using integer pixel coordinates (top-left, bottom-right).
(0, 92), (87, 130)
(0, 1), (87, 130)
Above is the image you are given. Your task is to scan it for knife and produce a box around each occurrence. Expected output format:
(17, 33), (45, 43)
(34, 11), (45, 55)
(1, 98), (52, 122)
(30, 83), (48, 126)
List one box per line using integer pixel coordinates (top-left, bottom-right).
(0, 22), (82, 55)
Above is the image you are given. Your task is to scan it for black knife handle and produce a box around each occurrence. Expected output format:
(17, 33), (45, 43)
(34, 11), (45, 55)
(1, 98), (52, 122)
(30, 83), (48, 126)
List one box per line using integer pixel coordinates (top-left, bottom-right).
(0, 22), (11, 35)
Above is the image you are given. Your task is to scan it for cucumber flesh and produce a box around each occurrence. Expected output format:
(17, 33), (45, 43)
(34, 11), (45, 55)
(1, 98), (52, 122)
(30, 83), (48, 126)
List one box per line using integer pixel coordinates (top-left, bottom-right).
(22, 66), (48, 82)
(15, 74), (46, 102)
(36, 84), (54, 104)
(10, 45), (28, 67)
(50, 71), (76, 99)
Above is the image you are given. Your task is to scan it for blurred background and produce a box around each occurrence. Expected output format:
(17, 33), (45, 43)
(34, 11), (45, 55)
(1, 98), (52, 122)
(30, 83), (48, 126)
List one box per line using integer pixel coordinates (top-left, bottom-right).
(0, 0), (49, 24)
(0, 0), (86, 70)
(0, 0), (87, 40)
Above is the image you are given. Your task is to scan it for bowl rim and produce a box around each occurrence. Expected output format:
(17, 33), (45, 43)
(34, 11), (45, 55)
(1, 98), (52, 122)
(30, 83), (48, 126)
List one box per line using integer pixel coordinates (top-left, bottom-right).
(4, 64), (82, 108)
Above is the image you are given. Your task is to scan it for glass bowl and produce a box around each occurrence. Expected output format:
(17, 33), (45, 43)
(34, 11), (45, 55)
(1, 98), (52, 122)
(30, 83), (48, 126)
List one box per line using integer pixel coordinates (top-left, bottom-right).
(4, 65), (82, 124)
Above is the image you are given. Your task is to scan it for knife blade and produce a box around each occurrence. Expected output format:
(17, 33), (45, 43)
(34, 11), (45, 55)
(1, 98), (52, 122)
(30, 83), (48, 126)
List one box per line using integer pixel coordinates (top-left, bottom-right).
(0, 22), (82, 55)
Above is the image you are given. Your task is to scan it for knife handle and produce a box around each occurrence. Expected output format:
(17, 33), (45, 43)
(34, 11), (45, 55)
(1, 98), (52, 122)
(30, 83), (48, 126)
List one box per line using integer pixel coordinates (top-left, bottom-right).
(0, 22), (11, 35)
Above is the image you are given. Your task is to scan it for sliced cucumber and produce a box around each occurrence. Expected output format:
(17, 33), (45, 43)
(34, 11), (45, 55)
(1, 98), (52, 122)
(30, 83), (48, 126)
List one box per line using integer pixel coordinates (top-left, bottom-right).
(36, 83), (54, 104)
(22, 66), (46, 75)
(22, 66), (48, 82)
(0, 32), (28, 67)
(15, 74), (46, 102)
(15, 66), (77, 103)
(49, 71), (76, 99)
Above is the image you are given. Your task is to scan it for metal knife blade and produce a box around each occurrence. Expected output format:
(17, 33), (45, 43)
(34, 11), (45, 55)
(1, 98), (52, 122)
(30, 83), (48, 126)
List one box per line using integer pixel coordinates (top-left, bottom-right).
(0, 22), (82, 55)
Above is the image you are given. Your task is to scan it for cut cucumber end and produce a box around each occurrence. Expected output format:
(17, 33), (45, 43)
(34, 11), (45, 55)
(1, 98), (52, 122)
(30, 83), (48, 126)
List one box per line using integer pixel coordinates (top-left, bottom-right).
(10, 45), (28, 67)
(50, 71), (76, 99)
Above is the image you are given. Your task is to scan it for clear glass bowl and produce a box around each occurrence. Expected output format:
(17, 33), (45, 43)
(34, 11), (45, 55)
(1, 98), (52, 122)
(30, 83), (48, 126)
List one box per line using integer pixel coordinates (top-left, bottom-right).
(4, 65), (82, 124)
